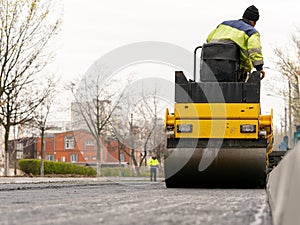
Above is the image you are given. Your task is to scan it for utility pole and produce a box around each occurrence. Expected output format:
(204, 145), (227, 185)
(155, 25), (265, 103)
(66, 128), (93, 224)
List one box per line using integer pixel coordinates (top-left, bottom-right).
(130, 113), (134, 158)
(288, 81), (293, 148)
(280, 120), (284, 139)
(284, 107), (287, 136)
(130, 113), (133, 176)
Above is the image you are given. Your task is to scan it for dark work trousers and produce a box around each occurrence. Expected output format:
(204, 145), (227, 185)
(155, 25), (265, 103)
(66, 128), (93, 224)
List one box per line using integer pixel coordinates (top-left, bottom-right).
(150, 167), (157, 181)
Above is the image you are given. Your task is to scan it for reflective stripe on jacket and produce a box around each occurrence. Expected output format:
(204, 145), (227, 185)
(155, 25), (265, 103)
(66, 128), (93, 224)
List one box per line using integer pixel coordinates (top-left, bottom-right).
(206, 19), (263, 72)
(148, 157), (159, 167)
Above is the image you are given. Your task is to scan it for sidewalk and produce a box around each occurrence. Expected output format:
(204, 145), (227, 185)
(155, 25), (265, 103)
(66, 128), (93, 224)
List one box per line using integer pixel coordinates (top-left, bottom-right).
(0, 176), (165, 184)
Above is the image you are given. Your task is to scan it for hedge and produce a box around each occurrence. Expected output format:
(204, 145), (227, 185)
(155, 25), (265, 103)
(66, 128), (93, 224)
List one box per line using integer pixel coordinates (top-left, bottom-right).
(18, 159), (96, 176)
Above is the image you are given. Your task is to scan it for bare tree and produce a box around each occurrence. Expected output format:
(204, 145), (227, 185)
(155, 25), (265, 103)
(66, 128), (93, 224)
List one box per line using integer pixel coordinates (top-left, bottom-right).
(274, 29), (300, 144)
(70, 74), (125, 177)
(30, 76), (58, 176)
(131, 91), (165, 172)
(134, 92), (162, 160)
(110, 86), (166, 176)
(0, 0), (61, 176)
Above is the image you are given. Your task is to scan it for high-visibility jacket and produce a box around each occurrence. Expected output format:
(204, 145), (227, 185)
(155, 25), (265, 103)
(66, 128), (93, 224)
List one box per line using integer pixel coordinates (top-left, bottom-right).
(206, 19), (264, 72)
(148, 157), (159, 167)
(278, 141), (288, 151)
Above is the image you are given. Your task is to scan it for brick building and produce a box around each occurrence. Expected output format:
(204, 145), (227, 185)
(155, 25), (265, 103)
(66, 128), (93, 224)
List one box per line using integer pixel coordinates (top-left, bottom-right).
(9, 130), (131, 166)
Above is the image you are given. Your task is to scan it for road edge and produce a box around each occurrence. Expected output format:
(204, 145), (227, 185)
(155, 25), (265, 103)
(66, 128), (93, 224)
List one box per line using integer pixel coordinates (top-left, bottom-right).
(267, 144), (300, 225)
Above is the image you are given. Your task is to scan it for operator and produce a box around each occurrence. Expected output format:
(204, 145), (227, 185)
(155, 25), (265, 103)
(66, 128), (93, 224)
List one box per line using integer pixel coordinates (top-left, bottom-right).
(148, 153), (159, 182)
(206, 5), (265, 81)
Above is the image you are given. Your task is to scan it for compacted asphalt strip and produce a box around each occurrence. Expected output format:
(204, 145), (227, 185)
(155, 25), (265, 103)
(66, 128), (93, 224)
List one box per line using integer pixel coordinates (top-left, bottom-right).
(0, 177), (272, 225)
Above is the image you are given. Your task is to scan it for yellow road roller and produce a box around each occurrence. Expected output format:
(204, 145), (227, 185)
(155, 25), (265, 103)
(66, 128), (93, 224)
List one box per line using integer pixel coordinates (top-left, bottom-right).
(164, 43), (273, 188)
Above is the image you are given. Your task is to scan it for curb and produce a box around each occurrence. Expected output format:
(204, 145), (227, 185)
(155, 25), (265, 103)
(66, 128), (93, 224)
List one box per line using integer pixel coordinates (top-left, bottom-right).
(267, 145), (300, 225)
(0, 176), (164, 184)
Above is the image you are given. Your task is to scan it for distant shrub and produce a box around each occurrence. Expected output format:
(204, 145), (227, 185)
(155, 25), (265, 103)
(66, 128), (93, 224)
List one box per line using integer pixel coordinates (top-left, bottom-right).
(18, 159), (40, 175)
(18, 159), (96, 176)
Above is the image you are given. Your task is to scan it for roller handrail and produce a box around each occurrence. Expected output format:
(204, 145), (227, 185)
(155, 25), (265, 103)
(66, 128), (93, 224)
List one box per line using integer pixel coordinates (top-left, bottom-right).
(193, 46), (202, 81)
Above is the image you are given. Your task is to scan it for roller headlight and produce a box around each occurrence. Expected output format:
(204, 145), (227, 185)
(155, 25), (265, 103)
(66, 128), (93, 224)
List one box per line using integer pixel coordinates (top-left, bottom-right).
(240, 124), (256, 133)
(177, 124), (193, 133)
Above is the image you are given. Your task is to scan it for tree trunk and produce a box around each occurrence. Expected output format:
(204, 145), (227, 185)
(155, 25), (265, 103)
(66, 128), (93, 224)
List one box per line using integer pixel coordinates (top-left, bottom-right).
(135, 166), (140, 177)
(4, 152), (9, 176)
(96, 161), (101, 177)
(131, 149), (139, 176)
(40, 127), (45, 176)
(96, 139), (101, 177)
(118, 140), (121, 166)
(40, 160), (44, 177)
(4, 127), (10, 176)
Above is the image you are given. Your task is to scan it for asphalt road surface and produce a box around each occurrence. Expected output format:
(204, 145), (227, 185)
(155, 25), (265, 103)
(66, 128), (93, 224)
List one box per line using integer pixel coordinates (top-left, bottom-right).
(0, 179), (272, 225)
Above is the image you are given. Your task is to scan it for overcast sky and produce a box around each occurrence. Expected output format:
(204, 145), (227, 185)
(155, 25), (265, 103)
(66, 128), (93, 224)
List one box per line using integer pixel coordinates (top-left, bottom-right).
(50, 0), (299, 126)
(52, 0), (299, 79)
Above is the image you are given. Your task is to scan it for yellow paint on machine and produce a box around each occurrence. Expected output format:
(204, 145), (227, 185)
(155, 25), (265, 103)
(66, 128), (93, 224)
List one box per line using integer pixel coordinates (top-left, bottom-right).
(175, 119), (258, 139)
(174, 103), (260, 119)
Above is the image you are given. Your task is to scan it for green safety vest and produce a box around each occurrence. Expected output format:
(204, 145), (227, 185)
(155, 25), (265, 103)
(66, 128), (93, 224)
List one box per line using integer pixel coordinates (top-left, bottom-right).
(148, 157), (159, 167)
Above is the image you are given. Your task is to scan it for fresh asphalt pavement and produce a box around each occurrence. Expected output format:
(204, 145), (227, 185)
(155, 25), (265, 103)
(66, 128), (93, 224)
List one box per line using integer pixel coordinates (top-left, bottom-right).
(0, 177), (272, 225)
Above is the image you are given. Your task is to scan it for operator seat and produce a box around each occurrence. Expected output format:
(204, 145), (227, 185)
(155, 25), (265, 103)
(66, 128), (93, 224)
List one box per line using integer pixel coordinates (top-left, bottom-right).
(200, 42), (240, 82)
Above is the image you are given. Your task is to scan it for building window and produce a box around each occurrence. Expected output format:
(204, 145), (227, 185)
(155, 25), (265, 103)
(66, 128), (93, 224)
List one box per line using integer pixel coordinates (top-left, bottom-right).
(61, 156), (66, 162)
(84, 156), (89, 161)
(120, 153), (125, 162)
(84, 140), (94, 146)
(46, 155), (54, 161)
(65, 135), (75, 150)
(16, 143), (24, 159)
(70, 154), (78, 163)
(16, 143), (23, 150)
(92, 156), (96, 160)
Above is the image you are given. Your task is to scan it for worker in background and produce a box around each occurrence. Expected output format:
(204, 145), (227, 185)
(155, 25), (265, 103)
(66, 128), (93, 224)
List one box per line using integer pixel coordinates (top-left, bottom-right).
(148, 153), (159, 181)
(206, 5), (265, 81)
(278, 136), (289, 151)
